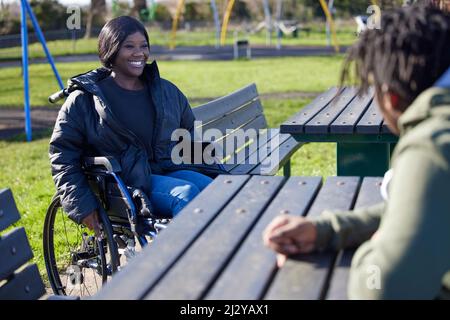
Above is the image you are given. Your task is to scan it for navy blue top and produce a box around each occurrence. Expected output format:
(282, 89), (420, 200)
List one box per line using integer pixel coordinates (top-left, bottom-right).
(98, 76), (156, 156)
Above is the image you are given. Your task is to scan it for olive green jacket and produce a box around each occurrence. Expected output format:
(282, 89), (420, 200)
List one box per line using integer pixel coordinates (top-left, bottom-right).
(311, 87), (450, 299)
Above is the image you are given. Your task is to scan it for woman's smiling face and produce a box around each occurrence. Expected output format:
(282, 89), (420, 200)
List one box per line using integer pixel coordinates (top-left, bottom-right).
(112, 31), (150, 79)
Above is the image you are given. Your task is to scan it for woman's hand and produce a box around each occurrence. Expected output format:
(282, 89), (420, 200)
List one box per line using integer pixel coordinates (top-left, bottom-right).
(263, 215), (318, 262)
(81, 210), (101, 236)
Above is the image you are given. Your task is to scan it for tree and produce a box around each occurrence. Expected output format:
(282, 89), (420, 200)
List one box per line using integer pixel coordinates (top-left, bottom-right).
(84, 0), (106, 39)
(154, 4), (172, 23)
(132, 0), (147, 19)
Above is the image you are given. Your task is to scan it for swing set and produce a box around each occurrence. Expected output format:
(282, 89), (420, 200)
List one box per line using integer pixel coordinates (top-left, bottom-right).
(168, 0), (341, 51)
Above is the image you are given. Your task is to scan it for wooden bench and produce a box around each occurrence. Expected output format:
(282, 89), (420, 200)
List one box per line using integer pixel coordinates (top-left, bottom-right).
(280, 87), (398, 176)
(0, 188), (46, 300)
(94, 174), (383, 300)
(192, 83), (303, 176)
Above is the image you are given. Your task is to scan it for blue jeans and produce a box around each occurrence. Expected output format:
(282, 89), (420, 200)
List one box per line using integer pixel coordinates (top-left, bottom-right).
(149, 170), (213, 218)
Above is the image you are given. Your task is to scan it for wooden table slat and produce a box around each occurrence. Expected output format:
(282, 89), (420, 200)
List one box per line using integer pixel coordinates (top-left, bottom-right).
(382, 122), (393, 134)
(304, 87), (358, 134)
(94, 175), (251, 300)
(264, 176), (361, 300)
(355, 99), (384, 134)
(144, 175), (285, 300)
(280, 87), (340, 134)
(330, 90), (374, 134)
(206, 177), (322, 300)
(326, 177), (384, 300)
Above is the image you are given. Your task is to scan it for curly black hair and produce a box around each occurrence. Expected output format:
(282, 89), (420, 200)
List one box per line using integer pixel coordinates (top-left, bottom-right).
(340, 1), (450, 107)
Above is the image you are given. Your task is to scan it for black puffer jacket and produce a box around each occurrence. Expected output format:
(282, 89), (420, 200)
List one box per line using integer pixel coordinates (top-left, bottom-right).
(49, 61), (195, 224)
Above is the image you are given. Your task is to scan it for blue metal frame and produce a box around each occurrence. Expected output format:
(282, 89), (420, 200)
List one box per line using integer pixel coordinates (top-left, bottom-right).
(108, 171), (163, 246)
(20, 0), (31, 142)
(210, 0), (221, 48)
(20, 0), (63, 142)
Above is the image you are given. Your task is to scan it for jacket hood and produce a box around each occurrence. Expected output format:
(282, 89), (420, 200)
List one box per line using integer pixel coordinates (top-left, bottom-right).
(398, 87), (450, 135)
(68, 60), (161, 94)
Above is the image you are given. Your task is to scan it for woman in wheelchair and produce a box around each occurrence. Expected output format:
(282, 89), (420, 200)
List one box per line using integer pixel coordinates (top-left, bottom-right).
(44, 16), (218, 296)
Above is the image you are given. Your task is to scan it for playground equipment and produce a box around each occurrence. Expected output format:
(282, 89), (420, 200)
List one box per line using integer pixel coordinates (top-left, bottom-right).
(168, 0), (340, 51)
(20, 0), (63, 142)
(169, 0), (222, 49)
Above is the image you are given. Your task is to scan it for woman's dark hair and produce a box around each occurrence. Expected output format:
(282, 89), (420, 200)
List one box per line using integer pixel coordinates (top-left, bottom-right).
(340, 2), (450, 107)
(98, 16), (150, 68)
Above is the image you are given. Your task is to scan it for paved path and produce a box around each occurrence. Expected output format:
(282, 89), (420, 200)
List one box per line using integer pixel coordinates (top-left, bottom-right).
(0, 44), (348, 69)
(0, 91), (319, 140)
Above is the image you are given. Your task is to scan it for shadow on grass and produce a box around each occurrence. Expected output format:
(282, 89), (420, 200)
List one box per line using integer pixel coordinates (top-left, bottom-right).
(4, 128), (53, 143)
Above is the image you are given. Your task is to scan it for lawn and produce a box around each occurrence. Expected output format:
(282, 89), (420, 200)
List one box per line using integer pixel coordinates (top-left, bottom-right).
(0, 57), (338, 283)
(0, 55), (344, 108)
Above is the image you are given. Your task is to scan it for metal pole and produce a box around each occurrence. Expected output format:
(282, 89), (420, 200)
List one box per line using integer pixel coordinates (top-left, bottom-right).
(275, 0), (282, 50)
(210, 0), (221, 48)
(318, 0), (339, 53)
(220, 0), (235, 46)
(170, 0), (185, 50)
(262, 0), (272, 46)
(23, 0), (63, 89)
(325, 0), (333, 46)
(20, 0), (31, 142)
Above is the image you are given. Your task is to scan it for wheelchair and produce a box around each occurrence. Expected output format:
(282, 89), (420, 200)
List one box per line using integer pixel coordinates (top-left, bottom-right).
(43, 156), (170, 297)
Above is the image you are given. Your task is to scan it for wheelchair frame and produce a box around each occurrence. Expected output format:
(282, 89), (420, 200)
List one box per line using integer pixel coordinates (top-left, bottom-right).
(43, 156), (169, 296)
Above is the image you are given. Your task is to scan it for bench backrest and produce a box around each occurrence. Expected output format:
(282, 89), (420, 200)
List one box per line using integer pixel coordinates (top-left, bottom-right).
(193, 83), (267, 135)
(0, 188), (46, 300)
(192, 83), (268, 160)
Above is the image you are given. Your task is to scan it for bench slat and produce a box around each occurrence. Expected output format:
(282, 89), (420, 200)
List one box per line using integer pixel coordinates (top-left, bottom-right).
(0, 227), (34, 281)
(304, 87), (358, 134)
(250, 135), (302, 175)
(355, 99), (383, 133)
(280, 87), (339, 134)
(192, 83), (259, 123)
(223, 129), (278, 174)
(265, 176), (360, 299)
(224, 128), (273, 165)
(0, 264), (45, 300)
(206, 177), (322, 300)
(326, 177), (383, 300)
(94, 175), (250, 300)
(199, 99), (264, 135)
(330, 89), (374, 134)
(217, 114), (268, 161)
(0, 189), (21, 232)
(230, 132), (291, 175)
(145, 175), (285, 300)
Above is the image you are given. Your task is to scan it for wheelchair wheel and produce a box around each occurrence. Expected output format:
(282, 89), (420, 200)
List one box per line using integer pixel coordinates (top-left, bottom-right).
(43, 196), (120, 296)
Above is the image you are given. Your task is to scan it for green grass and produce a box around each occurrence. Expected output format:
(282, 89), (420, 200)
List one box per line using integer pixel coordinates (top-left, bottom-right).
(0, 27), (357, 62)
(0, 55), (344, 108)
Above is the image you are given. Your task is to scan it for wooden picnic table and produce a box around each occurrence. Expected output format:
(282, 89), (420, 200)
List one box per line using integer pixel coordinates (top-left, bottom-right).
(94, 174), (383, 300)
(280, 87), (398, 176)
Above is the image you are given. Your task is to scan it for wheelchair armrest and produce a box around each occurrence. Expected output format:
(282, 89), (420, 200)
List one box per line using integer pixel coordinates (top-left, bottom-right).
(83, 156), (122, 173)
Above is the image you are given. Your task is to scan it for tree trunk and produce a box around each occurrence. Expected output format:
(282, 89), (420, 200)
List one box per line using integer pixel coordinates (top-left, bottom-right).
(84, 0), (106, 39)
(132, 0), (147, 18)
